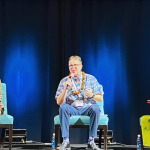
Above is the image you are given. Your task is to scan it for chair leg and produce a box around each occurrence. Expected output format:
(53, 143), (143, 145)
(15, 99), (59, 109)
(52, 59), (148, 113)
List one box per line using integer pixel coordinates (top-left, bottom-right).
(60, 127), (63, 143)
(9, 124), (13, 150)
(99, 129), (102, 148)
(55, 125), (59, 148)
(1, 128), (6, 148)
(104, 125), (108, 150)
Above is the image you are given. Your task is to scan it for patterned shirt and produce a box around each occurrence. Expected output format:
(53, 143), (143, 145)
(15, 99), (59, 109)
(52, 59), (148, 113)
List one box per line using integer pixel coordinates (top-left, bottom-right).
(55, 73), (104, 106)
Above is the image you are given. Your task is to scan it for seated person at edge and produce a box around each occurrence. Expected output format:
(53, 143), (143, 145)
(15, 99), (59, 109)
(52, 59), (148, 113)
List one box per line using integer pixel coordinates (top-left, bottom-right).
(55, 55), (104, 150)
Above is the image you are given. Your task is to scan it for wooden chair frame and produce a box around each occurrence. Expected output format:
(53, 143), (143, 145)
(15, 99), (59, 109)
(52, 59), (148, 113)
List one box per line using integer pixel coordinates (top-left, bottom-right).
(55, 124), (108, 150)
(0, 124), (13, 150)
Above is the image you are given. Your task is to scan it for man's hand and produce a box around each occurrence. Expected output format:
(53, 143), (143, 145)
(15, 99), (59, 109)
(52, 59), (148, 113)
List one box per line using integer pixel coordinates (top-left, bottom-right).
(57, 78), (72, 105)
(65, 78), (72, 88)
(85, 88), (93, 98)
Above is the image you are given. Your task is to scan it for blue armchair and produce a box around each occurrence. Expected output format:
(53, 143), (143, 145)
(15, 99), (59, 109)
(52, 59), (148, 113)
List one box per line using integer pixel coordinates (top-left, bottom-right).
(54, 100), (109, 149)
(0, 82), (13, 150)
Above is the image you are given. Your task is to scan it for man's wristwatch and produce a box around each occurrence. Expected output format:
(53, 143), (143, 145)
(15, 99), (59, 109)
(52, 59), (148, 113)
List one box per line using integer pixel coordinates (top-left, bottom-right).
(89, 94), (95, 99)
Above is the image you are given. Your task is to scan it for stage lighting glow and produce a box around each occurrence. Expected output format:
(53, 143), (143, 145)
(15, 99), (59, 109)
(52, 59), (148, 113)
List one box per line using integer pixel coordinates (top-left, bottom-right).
(83, 35), (128, 128)
(4, 42), (40, 116)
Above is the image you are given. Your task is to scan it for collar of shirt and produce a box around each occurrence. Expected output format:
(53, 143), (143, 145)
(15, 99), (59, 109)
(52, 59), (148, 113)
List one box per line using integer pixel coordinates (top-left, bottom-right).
(71, 73), (82, 91)
(72, 72), (82, 82)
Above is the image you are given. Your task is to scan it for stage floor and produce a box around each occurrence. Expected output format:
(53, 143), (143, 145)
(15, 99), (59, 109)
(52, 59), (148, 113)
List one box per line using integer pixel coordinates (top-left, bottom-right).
(1, 143), (150, 150)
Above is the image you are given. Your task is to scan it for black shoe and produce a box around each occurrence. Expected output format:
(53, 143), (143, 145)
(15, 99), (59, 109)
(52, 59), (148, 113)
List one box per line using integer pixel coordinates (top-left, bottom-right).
(88, 141), (101, 150)
(59, 141), (71, 150)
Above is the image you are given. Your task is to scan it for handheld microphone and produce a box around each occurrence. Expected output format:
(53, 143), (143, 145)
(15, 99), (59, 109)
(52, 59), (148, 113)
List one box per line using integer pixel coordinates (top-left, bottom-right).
(71, 73), (74, 78)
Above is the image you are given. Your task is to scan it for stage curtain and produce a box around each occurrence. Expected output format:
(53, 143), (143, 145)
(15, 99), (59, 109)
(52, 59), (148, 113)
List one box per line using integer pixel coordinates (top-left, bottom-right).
(0, 0), (150, 144)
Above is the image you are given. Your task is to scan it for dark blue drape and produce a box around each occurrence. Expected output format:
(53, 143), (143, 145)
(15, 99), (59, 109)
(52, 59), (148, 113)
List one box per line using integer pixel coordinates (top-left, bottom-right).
(0, 0), (150, 144)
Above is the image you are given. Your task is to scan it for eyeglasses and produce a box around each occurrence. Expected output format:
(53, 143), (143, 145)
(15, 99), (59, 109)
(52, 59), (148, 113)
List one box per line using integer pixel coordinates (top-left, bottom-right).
(69, 64), (81, 68)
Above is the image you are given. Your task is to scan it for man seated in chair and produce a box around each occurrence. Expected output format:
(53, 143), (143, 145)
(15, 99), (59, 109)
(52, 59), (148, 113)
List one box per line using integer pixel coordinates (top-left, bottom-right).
(55, 55), (104, 150)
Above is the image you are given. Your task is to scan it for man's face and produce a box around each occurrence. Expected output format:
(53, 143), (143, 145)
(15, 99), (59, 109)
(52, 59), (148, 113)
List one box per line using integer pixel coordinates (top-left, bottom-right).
(68, 58), (82, 77)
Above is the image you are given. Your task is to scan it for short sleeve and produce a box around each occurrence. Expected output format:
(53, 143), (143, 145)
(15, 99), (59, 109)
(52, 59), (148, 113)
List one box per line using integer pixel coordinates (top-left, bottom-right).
(92, 77), (104, 95)
(55, 77), (68, 100)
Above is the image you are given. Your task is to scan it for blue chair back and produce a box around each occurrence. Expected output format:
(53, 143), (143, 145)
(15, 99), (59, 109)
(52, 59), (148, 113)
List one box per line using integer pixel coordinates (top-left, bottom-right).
(96, 85), (104, 114)
(96, 100), (104, 114)
(1, 83), (8, 114)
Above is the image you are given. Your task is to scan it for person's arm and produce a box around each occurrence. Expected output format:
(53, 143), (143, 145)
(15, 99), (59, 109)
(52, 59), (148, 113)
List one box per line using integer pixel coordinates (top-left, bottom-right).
(85, 89), (103, 102)
(56, 78), (72, 105)
(85, 76), (104, 102)
(56, 86), (67, 105)
(92, 94), (103, 102)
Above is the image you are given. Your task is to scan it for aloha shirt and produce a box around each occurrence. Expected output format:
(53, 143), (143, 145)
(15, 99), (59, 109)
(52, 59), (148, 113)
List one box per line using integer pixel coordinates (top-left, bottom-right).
(55, 73), (104, 107)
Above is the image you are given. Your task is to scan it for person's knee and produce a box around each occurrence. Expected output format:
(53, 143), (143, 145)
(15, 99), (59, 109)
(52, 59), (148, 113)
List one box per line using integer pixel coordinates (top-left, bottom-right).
(91, 105), (100, 114)
(59, 103), (68, 114)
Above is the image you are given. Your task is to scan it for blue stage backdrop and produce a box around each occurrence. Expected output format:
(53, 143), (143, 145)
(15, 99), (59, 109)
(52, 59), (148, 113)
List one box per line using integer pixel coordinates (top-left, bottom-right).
(0, 0), (150, 145)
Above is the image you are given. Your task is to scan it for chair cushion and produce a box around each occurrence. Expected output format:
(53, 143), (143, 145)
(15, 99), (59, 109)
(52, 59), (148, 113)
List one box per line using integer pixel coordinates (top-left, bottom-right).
(0, 115), (13, 124)
(54, 115), (109, 125)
